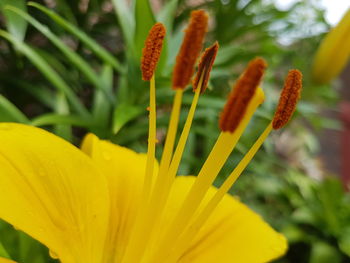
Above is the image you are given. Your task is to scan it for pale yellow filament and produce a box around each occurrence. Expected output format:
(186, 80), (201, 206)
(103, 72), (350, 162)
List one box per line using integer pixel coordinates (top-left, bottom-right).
(123, 78), (202, 263)
(139, 81), (202, 263)
(122, 75), (157, 263)
(150, 88), (265, 262)
(144, 74), (157, 199)
(159, 89), (184, 172)
(167, 122), (273, 262)
(145, 89), (184, 230)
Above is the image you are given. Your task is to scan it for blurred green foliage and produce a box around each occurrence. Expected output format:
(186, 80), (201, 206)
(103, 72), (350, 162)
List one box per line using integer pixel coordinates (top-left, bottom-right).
(0, 0), (348, 262)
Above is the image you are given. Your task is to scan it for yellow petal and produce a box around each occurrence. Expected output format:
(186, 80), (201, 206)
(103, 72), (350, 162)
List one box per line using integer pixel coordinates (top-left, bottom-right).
(0, 123), (109, 263)
(0, 258), (16, 263)
(157, 176), (287, 263)
(312, 8), (350, 84)
(81, 134), (158, 262)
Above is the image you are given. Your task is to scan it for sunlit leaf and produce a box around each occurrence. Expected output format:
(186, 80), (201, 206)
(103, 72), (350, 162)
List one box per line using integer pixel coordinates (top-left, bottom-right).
(28, 2), (124, 72)
(0, 0), (27, 41)
(6, 6), (106, 92)
(0, 95), (29, 123)
(0, 29), (89, 117)
(134, 0), (155, 60)
(92, 65), (113, 128)
(0, 241), (10, 259)
(111, 0), (134, 47)
(31, 114), (93, 127)
(113, 103), (144, 134)
(54, 92), (72, 141)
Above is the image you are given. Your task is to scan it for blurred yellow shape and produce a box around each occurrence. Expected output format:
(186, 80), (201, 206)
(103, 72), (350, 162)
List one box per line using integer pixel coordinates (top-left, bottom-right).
(312, 8), (350, 84)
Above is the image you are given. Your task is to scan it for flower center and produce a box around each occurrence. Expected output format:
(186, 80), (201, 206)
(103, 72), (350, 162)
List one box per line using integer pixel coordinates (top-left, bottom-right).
(122, 11), (302, 263)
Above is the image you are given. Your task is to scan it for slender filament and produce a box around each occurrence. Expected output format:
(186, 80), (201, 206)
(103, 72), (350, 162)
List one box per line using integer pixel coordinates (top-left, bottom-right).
(167, 122), (273, 262)
(122, 75), (157, 263)
(151, 88), (265, 261)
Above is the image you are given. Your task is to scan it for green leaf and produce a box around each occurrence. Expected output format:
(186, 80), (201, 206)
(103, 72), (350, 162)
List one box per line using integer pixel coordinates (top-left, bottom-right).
(134, 0), (155, 60)
(112, 103), (144, 134)
(0, 95), (29, 123)
(0, 241), (10, 258)
(0, 29), (89, 118)
(0, 0), (27, 41)
(10, 80), (56, 109)
(309, 242), (341, 263)
(111, 0), (135, 46)
(339, 228), (350, 256)
(55, 0), (77, 25)
(31, 114), (93, 128)
(163, 27), (183, 75)
(156, 0), (178, 75)
(6, 6), (108, 95)
(54, 92), (72, 141)
(282, 224), (307, 243)
(92, 65), (113, 128)
(157, 0), (178, 31)
(28, 2), (124, 72)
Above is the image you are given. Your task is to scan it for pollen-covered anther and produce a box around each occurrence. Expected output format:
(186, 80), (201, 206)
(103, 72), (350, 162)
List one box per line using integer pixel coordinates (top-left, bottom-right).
(192, 42), (219, 93)
(219, 57), (267, 133)
(272, 69), (303, 129)
(172, 9), (209, 90)
(141, 23), (166, 81)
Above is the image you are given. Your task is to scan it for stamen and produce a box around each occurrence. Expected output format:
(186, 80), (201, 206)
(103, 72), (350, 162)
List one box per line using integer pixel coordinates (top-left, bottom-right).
(135, 49), (218, 261)
(122, 75), (204, 263)
(123, 24), (166, 263)
(219, 57), (267, 132)
(192, 42), (219, 93)
(167, 123), (273, 262)
(272, 69), (302, 129)
(172, 10), (208, 90)
(150, 46), (219, 216)
(151, 87), (265, 262)
(141, 23), (166, 81)
(167, 70), (303, 262)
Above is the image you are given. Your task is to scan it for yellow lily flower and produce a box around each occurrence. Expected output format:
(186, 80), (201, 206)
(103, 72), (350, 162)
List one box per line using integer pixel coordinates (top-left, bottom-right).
(0, 10), (303, 263)
(312, 8), (350, 84)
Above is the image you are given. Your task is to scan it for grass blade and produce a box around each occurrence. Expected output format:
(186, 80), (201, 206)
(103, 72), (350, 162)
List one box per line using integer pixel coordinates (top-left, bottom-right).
(6, 6), (110, 98)
(54, 91), (72, 141)
(0, 0), (27, 41)
(92, 65), (113, 128)
(31, 114), (93, 128)
(0, 29), (89, 117)
(113, 103), (144, 134)
(28, 2), (124, 72)
(111, 0), (135, 47)
(0, 95), (29, 123)
(0, 241), (10, 258)
(157, 0), (178, 32)
(134, 0), (156, 60)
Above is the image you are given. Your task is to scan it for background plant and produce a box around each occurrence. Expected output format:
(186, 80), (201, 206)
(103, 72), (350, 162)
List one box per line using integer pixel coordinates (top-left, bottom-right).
(0, 0), (347, 262)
